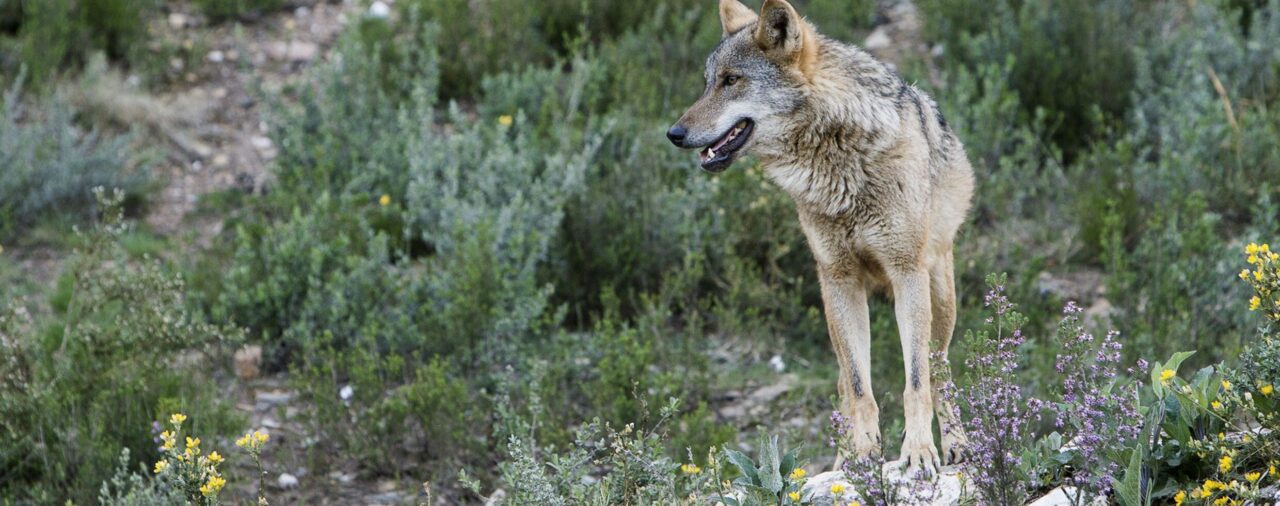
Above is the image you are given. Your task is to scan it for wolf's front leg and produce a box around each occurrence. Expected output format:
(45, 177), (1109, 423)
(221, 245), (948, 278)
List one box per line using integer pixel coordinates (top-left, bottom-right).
(890, 268), (940, 476)
(818, 271), (881, 468)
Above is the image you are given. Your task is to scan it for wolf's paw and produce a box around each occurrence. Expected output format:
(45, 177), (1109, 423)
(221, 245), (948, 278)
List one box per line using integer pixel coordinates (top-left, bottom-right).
(899, 434), (940, 478)
(831, 430), (882, 471)
(940, 427), (968, 465)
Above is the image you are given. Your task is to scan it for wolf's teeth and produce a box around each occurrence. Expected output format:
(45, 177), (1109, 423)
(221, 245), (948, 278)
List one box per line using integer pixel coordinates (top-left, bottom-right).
(707, 148), (716, 158)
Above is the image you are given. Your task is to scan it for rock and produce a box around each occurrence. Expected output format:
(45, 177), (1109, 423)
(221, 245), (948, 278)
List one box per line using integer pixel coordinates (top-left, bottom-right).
(719, 374), (798, 419)
(484, 489), (507, 506)
(276, 472), (299, 489)
(207, 50), (225, 63)
(368, 1), (391, 19)
(768, 354), (786, 373)
(168, 12), (189, 29)
(266, 41), (320, 62)
(261, 417), (282, 429)
(255, 389), (293, 410)
(234, 345), (262, 380)
(1027, 487), (1108, 506)
(376, 480), (398, 492)
(800, 465), (963, 506)
(339, 384), (354, 401)
(864, 27), (892, 51)
(250, 135), (274, 151)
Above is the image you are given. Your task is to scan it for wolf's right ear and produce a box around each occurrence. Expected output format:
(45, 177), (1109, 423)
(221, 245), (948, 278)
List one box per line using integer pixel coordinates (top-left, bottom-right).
(719, 0), (758, 37)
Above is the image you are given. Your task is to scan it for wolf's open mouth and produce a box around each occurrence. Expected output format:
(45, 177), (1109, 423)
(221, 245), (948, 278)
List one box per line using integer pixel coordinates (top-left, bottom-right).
(698, 119), (753, 172)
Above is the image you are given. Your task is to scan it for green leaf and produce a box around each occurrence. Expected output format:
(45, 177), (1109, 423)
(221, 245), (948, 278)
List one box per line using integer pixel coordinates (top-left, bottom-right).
(758, 435), (784, 494)
(780, 450), (797, 484)
(724, 449), (760, 486)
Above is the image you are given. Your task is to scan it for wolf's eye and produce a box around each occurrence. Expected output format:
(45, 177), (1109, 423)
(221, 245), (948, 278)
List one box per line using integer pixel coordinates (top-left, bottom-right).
(721, 75), (740, 87)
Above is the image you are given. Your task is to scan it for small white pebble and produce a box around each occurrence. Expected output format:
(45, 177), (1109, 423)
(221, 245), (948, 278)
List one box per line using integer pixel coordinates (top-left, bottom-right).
(368, 1), (390, 18)
(339, 384), (353, 401)
(277, 473), (299, 489)
(769, 354), (786, 373)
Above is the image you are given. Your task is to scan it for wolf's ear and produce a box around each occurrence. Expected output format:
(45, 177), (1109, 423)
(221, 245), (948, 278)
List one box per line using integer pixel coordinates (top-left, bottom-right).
(754, 0), (816, 77)
(719, 0), (758, 36)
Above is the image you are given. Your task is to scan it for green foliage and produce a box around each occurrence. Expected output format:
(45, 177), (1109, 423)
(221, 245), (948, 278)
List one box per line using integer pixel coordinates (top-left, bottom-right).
(4, 0), (155, 90)
(0, 190), (242, 503)
(0, 80), (147, 242)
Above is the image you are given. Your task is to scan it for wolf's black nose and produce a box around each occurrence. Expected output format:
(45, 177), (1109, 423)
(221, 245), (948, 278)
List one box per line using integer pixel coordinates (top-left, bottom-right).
(666, 125), (688, 147)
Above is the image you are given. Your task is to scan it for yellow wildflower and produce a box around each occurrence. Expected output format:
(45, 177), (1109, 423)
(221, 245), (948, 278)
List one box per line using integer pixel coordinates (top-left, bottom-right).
(1256, 270), (1266, 281)
(849, 502), (861, 506)
(789, 468), (807, 481)
(1204, 479), (1224, 491)
(160, 431), (176, 451)
(169, 413), (187, 426)
(830, 483), (845, 495)
(208, 451), (224, 465)
(254, 430), (269, 444)
(1265, 384), (1277, 397)
(1213, 497), (1228, 506)
(1247, 471), (1262, 482)
(1220, 454), (1233, 473)
(1247, 243), (1259, 255)
(788, 491), (801, 502)
(1219, 432), (1226, 440)
(154, 460), (169, 474)
(200, 475), (226, 497)
(1263, 244), (1272, 253)
(680, 463), (701, 475)
(1270, 252), (1279, 261)
(1250, 296), (1262, 311)
(236, 433), (250, 448)
(186, 437), (200, 451)
(379, 194), (391, 206)
(1270, 463), (1278, 476)
(1173, 490), (1186, 506)
(1212, 400), (1223, 411)
(1240, 269), (1251, 280)
(498, 115), (514, 126)
(1161, 369), (1175, 384)
(1222, 380), (1233, 391)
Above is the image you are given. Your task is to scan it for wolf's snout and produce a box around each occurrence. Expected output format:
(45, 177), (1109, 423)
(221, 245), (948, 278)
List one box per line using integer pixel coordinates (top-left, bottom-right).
(666, 124), (688, 147)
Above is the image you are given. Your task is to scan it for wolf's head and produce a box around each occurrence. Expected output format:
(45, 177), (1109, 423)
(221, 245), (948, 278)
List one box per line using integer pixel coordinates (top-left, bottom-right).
(667, 0), (817, 172)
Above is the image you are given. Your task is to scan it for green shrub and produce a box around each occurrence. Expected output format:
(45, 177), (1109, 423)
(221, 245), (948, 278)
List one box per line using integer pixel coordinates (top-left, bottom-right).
(0, 80), (148, 242)
(4, 0), (155, 90)
(0, 190), (242, 503)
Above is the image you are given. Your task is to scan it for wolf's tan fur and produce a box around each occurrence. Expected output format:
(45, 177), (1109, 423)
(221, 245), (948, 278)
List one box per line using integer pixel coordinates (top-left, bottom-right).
(670, 0), (976, 474)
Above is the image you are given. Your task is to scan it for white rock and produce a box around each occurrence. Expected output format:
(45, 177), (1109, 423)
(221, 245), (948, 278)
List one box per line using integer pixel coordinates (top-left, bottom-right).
(800, 463), (964, 506)
(207, 50), (225, 63)
(368, 1), (391, 19)
(250, 136), (274, 151)
(769, 354), (786, 373)
(864, 27), (892, 51)
(339, 384), (354, 401)
(168, 12), (189, 29)
(277, 472), (299, 489)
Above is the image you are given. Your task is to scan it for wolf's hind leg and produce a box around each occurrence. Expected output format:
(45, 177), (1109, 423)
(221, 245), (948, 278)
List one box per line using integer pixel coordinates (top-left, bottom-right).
(930, 250), (968, 465)
(819, 270), (880, 469)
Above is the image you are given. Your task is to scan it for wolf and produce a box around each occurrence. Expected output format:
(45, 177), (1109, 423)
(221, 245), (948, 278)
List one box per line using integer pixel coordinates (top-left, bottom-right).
(666, 0), (976, 474)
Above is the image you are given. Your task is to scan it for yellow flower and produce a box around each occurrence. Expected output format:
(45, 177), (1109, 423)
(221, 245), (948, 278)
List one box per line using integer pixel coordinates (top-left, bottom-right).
(379, 194), (391, 206)
(1204, 479), (1224, 491)
(1246, 471), (1262, 482)
(255, 430), (269, 443)
(1270, 252), (1280, 261)
(849, 502), (861, 506)
(789, 468), (807, 480)
(169, 413), (187, 426)
(236, 433), (251, 448)
(160, 431), (176, 451)
(1240, 269), (1251, 280)
(1173, 490), (1186, 506)
(208, 451), (224, 465)
(200, 475), (226, 497)
(1222, 380), (1233, 391)
(154, 460), (169, 474)
(186, 437), (201, 451)
(788, 491), (801, 502)
(1219, 432), (1226, 440)
(1249, 296), (1261, 310)
(1212, 400), (1223, 411)
(830, 483), (845, 495)
(1263, 244), (1272, 253)
(1161, 369), (1176, 385)
(498, 115), (514, 126)
(1265, 384), (1277, 396)
(1213, 497), (1228, 506)
(1247, 243), (1259, 255)
(680, 463), (701, 475)
(1270, 463), (1278, 476)
(1220, 454), (1233, 473)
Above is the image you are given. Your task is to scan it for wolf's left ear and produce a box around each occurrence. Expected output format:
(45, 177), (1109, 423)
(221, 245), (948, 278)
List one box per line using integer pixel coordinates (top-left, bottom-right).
(719, 0), (758, 36)
(754, 0), (816, 77)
